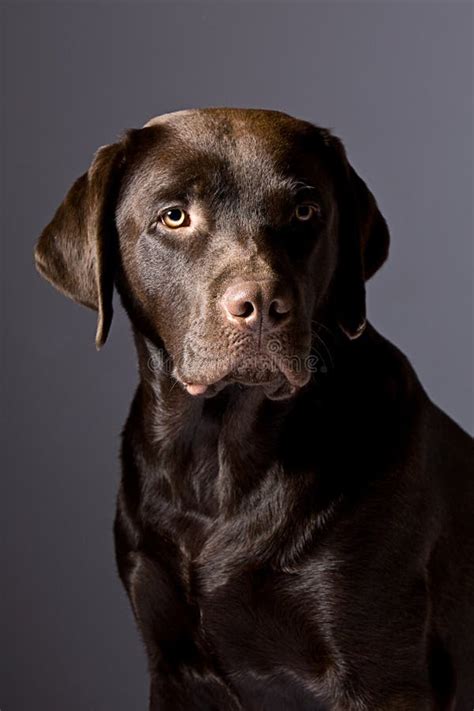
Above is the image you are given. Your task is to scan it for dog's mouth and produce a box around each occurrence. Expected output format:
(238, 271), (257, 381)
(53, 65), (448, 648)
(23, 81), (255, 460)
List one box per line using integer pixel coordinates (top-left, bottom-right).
(177, 349), (312, 401)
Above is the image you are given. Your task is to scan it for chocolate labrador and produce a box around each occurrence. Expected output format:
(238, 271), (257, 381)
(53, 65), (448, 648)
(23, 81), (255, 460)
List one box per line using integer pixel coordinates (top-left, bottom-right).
(34, 108), (473, 710)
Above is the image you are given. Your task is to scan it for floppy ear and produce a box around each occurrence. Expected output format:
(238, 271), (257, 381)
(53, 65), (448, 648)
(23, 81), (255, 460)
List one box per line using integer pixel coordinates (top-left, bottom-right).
(319, 130), (390, 339)
(34, 142), (124, 348)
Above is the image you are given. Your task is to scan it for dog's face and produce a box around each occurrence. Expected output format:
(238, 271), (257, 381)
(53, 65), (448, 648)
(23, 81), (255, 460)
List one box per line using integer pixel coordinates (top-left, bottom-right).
(117, 110), (341, 399)
(35, 108), (390, 400)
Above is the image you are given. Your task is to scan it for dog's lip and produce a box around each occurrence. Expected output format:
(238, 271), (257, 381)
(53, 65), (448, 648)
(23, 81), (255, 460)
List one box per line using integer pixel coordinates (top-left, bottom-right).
(181, 357), (310, 397)
(182, 365), (282, 395)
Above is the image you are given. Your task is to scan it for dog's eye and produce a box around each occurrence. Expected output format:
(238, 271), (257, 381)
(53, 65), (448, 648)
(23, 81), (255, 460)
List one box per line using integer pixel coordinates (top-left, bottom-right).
(294, 204), (320, 222)
(160, 207), (190, 229)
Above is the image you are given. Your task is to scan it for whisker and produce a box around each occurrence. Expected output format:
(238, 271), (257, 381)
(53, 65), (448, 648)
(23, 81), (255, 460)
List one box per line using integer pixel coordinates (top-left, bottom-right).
(310, 319), (338, 338)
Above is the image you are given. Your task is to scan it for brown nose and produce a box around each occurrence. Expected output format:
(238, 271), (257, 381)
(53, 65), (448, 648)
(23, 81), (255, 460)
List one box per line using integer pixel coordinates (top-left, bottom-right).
(221, 280), (293, 331)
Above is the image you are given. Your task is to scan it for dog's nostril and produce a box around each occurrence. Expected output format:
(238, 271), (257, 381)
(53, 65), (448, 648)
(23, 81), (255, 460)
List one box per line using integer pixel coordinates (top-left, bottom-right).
(240, 301), (255, 318)
(269, 299), (291, 320)
(226, 298), (255, 319)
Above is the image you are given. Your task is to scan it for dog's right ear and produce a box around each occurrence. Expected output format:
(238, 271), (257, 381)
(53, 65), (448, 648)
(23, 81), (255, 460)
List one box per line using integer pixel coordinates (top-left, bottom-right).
(34, 141), (125, 349)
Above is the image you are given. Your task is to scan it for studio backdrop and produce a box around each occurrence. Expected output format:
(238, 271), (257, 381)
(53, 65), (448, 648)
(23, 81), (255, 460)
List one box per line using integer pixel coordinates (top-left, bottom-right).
(2, 2), (472, 710)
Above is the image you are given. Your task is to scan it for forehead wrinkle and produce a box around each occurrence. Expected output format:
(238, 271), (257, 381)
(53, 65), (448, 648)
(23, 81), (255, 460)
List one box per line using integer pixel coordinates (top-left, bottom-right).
(121, 125), (325, 229)
(146, 114), (295, 185)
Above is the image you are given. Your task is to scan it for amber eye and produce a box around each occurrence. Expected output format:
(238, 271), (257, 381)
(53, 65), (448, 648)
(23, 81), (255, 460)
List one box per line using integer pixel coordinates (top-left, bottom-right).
(294, 204), (320, 222)
(160, 207), (190, 229)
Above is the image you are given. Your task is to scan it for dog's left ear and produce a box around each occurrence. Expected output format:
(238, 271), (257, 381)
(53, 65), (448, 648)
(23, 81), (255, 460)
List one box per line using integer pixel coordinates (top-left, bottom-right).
(319, 130), (390, 339)
(34, 142), (125, 349)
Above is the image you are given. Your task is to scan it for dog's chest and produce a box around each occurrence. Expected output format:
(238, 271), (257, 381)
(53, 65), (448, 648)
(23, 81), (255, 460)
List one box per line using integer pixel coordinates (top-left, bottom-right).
(149, 459), (342, 678)
(172, 513), (339, 702)
(204, 585), (330, 709)
(139, 474), (432, 709)
(196, 562), (334, 677)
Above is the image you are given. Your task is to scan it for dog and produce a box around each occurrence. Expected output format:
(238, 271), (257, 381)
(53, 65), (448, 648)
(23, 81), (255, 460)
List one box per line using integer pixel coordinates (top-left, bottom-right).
(35, 108), (473, 710)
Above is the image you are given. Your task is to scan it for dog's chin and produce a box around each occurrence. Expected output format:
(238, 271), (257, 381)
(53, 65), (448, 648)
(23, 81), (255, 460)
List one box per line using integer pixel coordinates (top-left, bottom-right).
(223, 369), (298, 400)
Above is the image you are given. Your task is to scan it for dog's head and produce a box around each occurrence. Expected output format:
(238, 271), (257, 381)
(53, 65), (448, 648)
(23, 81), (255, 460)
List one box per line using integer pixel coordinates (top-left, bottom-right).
(35, 108), (389, 400)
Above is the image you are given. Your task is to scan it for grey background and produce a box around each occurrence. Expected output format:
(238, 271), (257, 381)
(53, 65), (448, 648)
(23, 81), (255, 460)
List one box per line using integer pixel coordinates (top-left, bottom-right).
(2, 2), (473, 709)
